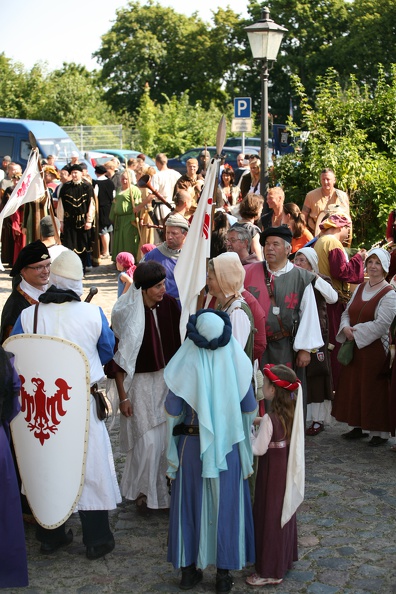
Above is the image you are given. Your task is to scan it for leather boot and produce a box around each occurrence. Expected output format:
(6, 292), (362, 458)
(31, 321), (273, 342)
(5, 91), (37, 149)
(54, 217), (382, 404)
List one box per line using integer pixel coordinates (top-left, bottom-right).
(180, 563), (203, 590)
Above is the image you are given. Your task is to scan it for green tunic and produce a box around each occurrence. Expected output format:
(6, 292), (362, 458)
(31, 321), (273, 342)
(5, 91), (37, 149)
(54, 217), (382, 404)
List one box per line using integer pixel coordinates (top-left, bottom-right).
(109, 187), (142, 261)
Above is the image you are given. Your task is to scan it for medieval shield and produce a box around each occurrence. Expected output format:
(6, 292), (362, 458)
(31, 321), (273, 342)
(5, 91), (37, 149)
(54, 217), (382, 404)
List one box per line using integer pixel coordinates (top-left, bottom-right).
(3, 334), (90, 529)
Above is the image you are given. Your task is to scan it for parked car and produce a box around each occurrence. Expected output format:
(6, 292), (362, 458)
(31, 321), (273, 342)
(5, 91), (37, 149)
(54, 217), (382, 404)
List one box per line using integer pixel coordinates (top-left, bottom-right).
(0, 118), (95, 179)
(84, 151), (115, 168)
(167, 146), (259, 175)
(227, 145), (274, 168)
(95, 148), (156, 169)
(224, 136), (265, 149)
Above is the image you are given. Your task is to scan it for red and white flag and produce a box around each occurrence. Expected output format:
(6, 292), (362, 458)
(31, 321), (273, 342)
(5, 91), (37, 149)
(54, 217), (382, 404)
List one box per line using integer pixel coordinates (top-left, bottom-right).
(0, 150), (45, 270)
(174, 158), (220, 340)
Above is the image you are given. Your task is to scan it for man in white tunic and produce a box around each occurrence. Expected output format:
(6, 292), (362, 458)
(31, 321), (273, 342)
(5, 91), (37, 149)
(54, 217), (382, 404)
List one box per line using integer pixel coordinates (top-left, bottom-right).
(12, 250), (121, 560)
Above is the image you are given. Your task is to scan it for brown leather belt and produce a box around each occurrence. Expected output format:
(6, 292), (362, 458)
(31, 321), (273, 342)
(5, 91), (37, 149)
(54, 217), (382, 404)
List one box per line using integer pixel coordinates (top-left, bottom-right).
(267, 330), (291, 343)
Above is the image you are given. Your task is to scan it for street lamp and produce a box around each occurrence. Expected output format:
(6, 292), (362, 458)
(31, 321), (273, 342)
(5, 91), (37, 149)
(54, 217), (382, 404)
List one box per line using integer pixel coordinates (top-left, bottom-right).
(245, 8), (287, 202)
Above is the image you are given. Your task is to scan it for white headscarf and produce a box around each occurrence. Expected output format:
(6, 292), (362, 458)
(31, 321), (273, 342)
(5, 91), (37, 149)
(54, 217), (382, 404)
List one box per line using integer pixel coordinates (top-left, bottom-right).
(365, 247), (390, 274)
(295, 247), (319, 274)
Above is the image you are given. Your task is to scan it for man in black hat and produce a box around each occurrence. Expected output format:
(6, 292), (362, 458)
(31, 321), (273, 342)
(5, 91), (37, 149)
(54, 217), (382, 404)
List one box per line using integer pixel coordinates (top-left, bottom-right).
(57, 164), (95, 273)
(0, 240), (50, 343)
(93, 165), (115, 259)
(244, 225), (323, 389)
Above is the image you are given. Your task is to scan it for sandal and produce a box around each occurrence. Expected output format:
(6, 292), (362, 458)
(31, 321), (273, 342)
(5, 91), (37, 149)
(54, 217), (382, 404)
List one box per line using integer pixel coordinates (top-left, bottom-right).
(246, 573), (283, 587)
(391, 444), (396, 452)
(135, 493), (150, 516)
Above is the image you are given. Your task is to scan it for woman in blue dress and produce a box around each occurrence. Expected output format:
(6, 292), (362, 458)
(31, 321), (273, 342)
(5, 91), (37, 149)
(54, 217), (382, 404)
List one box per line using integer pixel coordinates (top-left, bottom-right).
(0, 346), (28, 588)
(165, 310), (257, 593)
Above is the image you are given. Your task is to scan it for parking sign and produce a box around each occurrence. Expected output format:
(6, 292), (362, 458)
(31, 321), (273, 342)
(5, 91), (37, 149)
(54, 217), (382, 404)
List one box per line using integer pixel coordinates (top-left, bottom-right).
(234, 97), (252, 119)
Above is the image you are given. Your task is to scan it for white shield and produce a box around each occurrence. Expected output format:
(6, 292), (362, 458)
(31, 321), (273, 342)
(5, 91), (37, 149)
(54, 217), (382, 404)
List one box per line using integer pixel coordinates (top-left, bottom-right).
(3, 334), (90, 529)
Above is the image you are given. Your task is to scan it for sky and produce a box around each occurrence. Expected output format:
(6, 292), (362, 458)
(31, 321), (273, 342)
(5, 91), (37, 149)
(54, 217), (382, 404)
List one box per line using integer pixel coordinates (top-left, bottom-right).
(2, 0), (250, 72)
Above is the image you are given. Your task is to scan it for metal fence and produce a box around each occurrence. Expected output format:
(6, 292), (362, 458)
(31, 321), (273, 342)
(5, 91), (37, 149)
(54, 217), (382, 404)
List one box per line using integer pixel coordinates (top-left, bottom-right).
(63, 125), (123, 152)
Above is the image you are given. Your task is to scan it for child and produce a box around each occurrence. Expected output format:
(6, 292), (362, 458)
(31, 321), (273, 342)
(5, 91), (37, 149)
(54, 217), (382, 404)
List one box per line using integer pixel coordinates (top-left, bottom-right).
(246, 364), (305, 587)
(116, 252), (136, 297)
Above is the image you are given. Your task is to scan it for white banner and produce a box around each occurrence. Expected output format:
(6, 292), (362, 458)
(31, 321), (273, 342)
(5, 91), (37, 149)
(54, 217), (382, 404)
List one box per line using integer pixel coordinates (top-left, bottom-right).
(0, 150), (45, 270)
(174, 158), (220, 340)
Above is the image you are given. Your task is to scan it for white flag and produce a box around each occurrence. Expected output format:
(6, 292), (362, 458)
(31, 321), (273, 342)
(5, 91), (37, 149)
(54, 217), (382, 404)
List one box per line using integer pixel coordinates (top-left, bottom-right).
(0, 150), (45, 271)
(174, 158), (220, 340)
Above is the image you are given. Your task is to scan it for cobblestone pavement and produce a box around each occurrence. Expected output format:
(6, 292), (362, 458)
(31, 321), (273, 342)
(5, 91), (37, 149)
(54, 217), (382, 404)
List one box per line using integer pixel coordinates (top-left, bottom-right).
(1, 260), (396, 594)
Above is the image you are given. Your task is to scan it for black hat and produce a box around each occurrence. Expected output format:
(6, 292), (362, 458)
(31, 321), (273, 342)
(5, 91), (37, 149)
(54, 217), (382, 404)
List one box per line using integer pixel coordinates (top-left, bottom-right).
(10, 241), (50, 277)
(260, 224), (293, 246)
(61, 165), (71, 173)
(94, 165), (107, 175)
(69, 163), (83, 172)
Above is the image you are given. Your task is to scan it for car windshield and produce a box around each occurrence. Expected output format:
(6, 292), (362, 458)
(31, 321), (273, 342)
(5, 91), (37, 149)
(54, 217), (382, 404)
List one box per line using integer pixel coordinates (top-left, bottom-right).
(38, 138), (80, 162)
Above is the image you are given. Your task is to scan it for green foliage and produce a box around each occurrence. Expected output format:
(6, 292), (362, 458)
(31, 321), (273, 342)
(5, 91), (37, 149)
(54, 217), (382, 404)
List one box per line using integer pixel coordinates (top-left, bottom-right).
(0, 55), (112, 126)
(94, 1), (247, 116)
(273, 69), (396, 246)
(243, 0), (350, 119)
(130, 86), (229, 156)
(330, 0), (396, 90)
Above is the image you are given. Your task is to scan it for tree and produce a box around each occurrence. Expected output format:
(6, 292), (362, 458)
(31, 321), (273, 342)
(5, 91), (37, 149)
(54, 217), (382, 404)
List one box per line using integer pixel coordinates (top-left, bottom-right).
(130, 85), (229, 156)
(241, 0), (350, 120)
(42, 63), (112, 126)
(330, 0), (396, 88)
(273, 68), (396, 246)
(0, 56), (112, 127)
(0, 54), (48, 119)
(95, 1), (209, 114)
(94, 1), (250, 116)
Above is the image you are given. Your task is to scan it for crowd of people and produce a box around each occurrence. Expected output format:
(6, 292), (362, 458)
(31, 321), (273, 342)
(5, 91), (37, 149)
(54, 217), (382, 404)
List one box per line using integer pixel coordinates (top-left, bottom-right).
(1, 151), (396, 592)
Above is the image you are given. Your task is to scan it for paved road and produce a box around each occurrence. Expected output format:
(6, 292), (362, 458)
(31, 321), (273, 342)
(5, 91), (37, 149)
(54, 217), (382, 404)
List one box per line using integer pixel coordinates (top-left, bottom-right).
(1, 261), (396, 594)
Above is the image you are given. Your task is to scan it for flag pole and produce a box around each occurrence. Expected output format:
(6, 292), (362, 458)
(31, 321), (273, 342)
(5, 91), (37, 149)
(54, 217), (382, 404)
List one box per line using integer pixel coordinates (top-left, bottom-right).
(28, 132), (60, 245)
(196, 116), (227, 311)
(174, 115), (227, 339)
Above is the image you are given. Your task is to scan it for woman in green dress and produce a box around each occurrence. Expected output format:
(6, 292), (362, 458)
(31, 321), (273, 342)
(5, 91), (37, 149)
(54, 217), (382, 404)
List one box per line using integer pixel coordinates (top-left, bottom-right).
(110, 171), (143, 261)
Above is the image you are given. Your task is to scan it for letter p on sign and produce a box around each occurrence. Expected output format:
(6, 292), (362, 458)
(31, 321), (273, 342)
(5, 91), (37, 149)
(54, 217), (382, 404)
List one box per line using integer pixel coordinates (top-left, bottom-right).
(234, 97), (251, 119)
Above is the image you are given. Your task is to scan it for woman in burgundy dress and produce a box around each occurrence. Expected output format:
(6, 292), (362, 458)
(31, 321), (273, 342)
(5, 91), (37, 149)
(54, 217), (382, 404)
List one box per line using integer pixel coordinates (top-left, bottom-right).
(333, 248), (396, 446)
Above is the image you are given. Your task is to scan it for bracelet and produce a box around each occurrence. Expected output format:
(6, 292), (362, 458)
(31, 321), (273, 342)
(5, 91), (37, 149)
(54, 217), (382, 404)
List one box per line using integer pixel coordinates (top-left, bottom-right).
(119, 398), (129, 405)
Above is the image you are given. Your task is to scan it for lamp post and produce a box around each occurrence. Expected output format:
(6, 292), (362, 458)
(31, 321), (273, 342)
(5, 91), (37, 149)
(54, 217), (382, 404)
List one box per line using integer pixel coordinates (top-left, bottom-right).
(245, 8), (287, 202)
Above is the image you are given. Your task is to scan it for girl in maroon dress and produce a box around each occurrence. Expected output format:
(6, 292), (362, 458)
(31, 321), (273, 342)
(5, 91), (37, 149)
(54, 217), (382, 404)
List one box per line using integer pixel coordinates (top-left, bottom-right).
(247, 364), (304, 587)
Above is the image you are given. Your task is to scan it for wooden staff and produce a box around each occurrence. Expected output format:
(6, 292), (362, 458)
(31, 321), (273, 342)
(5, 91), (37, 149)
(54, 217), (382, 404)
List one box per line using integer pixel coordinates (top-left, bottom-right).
(126, 169), (141, 240)
(84, 286), (98, 303)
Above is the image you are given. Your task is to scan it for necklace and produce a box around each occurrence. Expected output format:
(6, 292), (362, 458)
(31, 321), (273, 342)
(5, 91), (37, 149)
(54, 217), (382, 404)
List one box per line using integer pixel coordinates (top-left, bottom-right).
(272, 212), (283, 226)
(369, 279), (384, 288)
(219, 295), (236, 311)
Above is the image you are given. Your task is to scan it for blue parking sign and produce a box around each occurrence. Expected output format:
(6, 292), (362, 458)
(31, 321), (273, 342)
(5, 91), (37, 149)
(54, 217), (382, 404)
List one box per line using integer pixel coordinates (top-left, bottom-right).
(234, 97), (251, 119)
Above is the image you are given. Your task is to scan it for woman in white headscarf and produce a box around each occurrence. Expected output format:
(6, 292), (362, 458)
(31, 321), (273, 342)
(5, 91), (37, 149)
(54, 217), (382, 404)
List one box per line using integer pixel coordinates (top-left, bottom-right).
(333, 248), (396, 446)
(164, 310), (257, 593)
